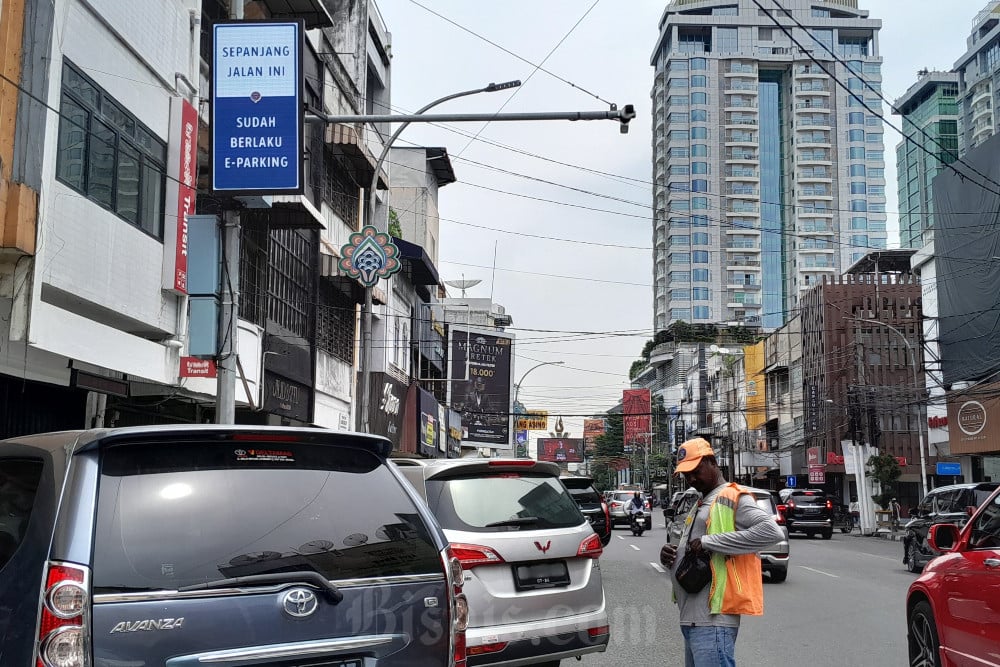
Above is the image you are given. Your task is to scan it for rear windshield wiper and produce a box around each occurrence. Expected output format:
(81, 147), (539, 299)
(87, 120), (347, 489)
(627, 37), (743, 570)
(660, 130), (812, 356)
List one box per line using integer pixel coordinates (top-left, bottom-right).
(485, 517), (540, 528)
(178, 571), (343, 604)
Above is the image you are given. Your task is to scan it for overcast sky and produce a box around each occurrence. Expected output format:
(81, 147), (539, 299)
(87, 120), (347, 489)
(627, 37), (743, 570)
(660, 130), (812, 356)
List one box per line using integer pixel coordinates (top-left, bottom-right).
(375, 0), (981, 436)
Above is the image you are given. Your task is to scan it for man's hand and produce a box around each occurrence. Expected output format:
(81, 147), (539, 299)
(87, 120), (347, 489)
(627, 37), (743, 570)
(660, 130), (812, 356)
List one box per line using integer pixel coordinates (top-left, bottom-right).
(687, 537), (704, 553)
(660, 543), (677, 569)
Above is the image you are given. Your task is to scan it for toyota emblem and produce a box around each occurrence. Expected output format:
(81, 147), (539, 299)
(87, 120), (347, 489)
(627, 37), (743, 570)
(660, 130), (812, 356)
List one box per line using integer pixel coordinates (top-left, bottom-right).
(281, 588), (319, 618)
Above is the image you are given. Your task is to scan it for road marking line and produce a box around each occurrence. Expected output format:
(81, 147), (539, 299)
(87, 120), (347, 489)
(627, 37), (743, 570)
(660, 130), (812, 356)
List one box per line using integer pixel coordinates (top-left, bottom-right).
(856, 552), (899, 562)
(798, 565), (839, 578)
(617, 535), (625, 540)
(650, 562), (665, 573)
(630, 544), (641, 551)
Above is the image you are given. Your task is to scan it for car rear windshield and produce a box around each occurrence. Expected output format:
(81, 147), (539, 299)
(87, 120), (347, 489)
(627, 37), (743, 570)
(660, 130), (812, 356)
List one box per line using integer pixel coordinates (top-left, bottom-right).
(792, 493), (827, 505)
(92, 440), (441, 593)
(424, 473), (584, 532)
(566, 484), (602, 505)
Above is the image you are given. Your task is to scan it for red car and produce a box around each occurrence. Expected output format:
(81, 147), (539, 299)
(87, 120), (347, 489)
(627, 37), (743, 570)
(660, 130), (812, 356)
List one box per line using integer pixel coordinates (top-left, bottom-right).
(906, 484), (1000, 666)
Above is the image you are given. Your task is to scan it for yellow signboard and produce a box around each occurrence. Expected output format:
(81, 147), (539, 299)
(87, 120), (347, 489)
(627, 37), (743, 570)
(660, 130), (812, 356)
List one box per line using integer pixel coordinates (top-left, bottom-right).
(516, 411), (548, 431)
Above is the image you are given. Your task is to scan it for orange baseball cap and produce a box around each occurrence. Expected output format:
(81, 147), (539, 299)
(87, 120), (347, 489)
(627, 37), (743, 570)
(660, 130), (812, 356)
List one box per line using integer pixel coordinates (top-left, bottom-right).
(674, 437), (716, 474)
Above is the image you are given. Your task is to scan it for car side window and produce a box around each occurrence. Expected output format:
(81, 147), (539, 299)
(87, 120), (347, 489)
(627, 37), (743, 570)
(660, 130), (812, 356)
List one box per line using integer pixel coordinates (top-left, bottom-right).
(968, 495), (1000, 551)
(0, 459), (44, 570)
(932, 491), (954, 515)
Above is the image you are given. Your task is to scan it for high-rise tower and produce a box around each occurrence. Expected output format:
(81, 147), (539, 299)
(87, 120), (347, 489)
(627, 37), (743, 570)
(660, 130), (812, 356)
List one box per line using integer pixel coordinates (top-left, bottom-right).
(651, 0), (887, 331)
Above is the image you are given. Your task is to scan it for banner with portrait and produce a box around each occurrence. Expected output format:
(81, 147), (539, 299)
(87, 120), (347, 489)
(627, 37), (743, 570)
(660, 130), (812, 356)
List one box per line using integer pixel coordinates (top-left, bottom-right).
(447, 326), (514, 449)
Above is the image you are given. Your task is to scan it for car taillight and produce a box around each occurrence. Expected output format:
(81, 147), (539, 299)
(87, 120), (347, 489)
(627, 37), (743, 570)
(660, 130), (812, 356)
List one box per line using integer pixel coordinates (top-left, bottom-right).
(36, 561), (90, 667)
(601, 501), (611, 527)
(442, 548), (467, 667)
(450, 543), (506, 569)
(468, 642), (508, 656)
(588, 624), (610, 638)
(577, 533), (603, 559)
(775, 510), (785, 525)
(826, 499), (833, 511)
(786, 500), (795, 509)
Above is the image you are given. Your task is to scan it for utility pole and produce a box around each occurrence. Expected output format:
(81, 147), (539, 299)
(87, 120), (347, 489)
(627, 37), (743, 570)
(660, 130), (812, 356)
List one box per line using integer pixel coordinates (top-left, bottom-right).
(215, 0), (243, 425)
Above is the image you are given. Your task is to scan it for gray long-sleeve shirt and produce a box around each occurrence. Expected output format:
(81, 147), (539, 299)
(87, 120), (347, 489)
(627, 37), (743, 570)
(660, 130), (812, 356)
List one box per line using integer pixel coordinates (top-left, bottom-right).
(671, 484), (784, 627)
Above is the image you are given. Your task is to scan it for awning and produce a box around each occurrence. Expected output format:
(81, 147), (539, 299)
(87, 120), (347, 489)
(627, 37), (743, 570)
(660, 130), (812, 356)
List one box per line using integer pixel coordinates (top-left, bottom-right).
(392, 236), (440, 287)
(319, 238), (384, 304)
(325, 123), (388, 190)
(258, 0), (333, 28)
(241, 197), (325, 230)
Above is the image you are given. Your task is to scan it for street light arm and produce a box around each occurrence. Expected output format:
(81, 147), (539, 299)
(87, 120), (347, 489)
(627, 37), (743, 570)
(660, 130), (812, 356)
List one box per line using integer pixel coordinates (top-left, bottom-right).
(367, 81), (521, 230)
(514, 361), (565, 404)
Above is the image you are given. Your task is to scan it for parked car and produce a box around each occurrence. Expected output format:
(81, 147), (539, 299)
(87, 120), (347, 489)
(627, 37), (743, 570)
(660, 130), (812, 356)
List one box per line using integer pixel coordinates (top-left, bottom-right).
(664, 486), (789, 583)
(783, 488), (833, 539)
(562, 474), (612, 546)
(902, 481), (999, 573)
(394, 458), (609, 666)
(0, 426), (466, 667)
(906, 484), (1000, 666)
(664, 488), (700, 545)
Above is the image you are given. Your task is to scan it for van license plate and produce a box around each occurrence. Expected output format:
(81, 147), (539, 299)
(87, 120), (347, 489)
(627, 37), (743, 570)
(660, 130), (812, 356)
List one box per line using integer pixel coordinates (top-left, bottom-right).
(513, 560), (570, 591)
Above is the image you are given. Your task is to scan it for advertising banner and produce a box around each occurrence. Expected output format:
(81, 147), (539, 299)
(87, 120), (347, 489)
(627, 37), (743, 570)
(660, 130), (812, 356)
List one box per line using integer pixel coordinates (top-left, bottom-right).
(623, 389), (651, 449)
(447, 410), (463, 458)
(516, 411), (548, 431)
(163, 97), (197, 293)
(369, 372), (407, 450)
(946, 382), (1000, 455)
(212, 20), (303, 194)
(448, 326), (514, 449)
(417, 387), (440, 458)
(744, 342), (767, 429)
(537, 438), (584, 463)
(583, 418), (606, 450)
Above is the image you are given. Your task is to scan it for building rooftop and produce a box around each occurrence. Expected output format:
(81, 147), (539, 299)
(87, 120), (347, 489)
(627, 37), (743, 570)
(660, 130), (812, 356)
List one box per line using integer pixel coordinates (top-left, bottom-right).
(844, 249), (918, 275)
(893, 70), (959, 116)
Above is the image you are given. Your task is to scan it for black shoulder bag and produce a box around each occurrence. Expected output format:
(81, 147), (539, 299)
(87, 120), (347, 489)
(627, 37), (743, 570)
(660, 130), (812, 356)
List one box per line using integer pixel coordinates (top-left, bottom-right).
(674, 505), (712, 594)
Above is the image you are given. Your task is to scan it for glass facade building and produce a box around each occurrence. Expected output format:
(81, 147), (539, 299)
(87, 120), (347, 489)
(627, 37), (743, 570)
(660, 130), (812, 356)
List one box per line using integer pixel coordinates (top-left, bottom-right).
(650, 0), (888, 331)
(893, 72), (959, 249)
(954, 1), (1000, 153)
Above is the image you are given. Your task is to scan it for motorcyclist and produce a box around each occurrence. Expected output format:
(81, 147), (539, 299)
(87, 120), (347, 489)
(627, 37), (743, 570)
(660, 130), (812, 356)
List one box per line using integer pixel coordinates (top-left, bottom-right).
(627, 491), (645, 528)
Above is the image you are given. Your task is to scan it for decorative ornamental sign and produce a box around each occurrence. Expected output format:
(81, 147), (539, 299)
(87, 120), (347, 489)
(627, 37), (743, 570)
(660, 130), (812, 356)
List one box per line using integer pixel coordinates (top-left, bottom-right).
(339, 226), (402, 287)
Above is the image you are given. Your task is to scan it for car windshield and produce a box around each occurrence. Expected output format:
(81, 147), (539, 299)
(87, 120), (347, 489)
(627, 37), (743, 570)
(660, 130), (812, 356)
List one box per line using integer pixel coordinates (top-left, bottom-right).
(424, 473), (584, 532)
(92, 440), (441, 592)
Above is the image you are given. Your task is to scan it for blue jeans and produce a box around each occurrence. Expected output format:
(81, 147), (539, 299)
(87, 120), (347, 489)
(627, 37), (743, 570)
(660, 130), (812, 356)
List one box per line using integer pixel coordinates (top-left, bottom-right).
(681, 625), (739, 667)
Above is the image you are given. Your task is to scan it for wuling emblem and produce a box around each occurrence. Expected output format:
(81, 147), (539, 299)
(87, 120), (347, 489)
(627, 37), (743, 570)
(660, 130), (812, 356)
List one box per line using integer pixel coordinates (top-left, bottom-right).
(339, 225), (402, 287)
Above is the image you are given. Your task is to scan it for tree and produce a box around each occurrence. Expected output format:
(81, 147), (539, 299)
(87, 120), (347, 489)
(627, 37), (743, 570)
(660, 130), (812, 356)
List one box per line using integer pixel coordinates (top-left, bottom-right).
(867, 452), (902, 510)
(388, 207), (402, 238)
(590, 413), (625, 492)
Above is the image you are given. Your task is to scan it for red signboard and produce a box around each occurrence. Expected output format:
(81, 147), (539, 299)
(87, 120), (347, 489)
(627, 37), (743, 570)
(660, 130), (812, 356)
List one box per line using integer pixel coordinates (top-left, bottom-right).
(826, 452), (907, 467)
(807, 446), (821, 466)
(623, 389), (651, 449)
(583, 418), (606, 450)
(163, 97), (197, 294)
(180, 357), (217, 378)
(808, 465), (826, 484)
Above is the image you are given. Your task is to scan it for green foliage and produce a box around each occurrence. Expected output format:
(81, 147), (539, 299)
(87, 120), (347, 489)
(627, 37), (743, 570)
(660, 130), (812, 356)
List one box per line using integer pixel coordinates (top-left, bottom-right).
(867, 452), (902, 509)
(629, 359), (647, 380)
(388, 207), (402, 238)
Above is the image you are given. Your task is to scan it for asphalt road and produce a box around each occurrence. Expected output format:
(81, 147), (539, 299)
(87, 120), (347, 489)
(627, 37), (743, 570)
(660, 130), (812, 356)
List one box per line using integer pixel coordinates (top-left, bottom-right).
(579, 521), (915, 666)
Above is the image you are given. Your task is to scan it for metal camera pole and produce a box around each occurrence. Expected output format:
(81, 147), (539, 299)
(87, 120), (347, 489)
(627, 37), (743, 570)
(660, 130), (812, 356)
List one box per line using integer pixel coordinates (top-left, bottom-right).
(305, 99), (636, 433)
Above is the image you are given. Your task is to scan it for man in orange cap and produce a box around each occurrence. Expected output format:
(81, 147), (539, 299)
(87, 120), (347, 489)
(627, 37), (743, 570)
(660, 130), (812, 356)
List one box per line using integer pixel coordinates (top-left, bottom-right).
(660, 438), (782, 667)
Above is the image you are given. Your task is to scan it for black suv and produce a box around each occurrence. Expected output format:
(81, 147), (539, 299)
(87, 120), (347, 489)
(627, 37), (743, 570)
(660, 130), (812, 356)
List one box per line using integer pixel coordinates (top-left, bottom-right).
(0, 425), (467, 667)
(783, 488), (833, 539)
(902, 481), (999, 572)
(562, 475), (612, 545)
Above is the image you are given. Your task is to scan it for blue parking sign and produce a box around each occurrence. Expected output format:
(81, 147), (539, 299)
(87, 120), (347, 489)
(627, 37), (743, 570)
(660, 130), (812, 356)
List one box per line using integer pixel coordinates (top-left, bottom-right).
(212, 21), (303, 194)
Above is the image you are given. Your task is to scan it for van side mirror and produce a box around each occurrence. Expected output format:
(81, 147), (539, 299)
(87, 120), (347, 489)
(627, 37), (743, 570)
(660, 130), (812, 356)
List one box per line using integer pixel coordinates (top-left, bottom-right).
(663, 508), (676, 519)
(928, 523), (960, 552)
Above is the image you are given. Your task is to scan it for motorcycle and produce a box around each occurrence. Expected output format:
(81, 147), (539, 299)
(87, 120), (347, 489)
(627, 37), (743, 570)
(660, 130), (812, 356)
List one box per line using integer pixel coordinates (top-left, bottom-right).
(832, 504), (854, 534)
(629, 511), (648, 537)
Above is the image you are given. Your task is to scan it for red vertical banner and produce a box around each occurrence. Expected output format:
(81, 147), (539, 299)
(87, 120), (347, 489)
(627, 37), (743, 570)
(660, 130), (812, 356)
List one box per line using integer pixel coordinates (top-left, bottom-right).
(622, 389), (651, 450)
(163, 97), (197, 294)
